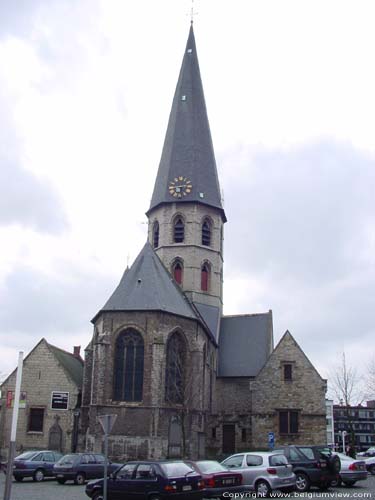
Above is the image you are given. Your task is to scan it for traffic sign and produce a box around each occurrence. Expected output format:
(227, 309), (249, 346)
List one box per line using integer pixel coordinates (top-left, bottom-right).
(98, 414), (117, 434)
(268, 432), (275, 449)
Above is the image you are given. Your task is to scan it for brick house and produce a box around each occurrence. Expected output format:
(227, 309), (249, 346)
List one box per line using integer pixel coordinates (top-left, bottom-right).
(80, 25), (327, 460)
(0, 339), (83, 458)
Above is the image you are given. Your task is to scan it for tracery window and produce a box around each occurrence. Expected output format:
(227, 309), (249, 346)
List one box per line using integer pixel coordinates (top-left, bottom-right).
(201, 262), (210, 292)
(113, 329), (144, 402)
(153, 221), (159, 248)
(174, 217), (185, 243)
(172, 260), (183, 285)
(165, 332), (186, 404)
(202, 219), (211, 246)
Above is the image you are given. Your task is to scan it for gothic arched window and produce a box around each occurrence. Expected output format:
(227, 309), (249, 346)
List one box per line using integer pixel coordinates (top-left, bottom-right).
(113, 329), (144, 402)
(201, 262), (210, 292)
(172, 260), (183, 285)
(153, 221), (159, 248)
(165, 332), (186, 404)
(202, 219), (211, 246)
(174, 217), (185, 243)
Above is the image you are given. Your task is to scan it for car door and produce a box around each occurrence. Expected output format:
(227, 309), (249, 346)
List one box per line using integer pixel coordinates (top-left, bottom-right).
(42, 452), (56, 476)
(241, 454), (264, 487)
(132, 464), (159, 499)
(109, 463), (137, 500)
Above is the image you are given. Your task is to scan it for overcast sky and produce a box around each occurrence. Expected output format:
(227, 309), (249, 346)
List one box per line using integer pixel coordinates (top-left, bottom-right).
(1, 0), (374, 400)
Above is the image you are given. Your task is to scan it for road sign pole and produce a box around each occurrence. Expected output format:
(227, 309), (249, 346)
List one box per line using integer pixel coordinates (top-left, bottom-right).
(98, 414), (117, 500)
(3, 352), (23, 500)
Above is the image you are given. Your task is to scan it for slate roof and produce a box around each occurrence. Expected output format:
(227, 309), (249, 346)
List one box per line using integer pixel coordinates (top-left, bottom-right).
(93, 242), (199, 322)
(147, 25), (226, 221)
(218, 312), (274, 377)
(47, 342), (84, 388)
(193, 302), (221, 342)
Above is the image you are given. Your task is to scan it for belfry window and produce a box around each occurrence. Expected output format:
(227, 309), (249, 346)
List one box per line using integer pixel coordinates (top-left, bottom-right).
(153, 221), (159, 248)
(172, 260), (183, 285)
(201, 262), (210, 292)
(174, 217), (185, 243)
(202, 219), (211, 246)
(113, 329), (144, 402)
(165, 332), (186, 404)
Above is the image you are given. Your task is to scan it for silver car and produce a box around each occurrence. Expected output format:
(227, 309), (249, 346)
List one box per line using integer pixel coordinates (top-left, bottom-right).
(331, 453), (367, 487)
(221, 452), (296, 496)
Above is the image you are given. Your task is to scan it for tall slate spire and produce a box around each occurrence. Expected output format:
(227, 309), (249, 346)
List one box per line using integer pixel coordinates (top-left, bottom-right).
(147, 25), (226, 221)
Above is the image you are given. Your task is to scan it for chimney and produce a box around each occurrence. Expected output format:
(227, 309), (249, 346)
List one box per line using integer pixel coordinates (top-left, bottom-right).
(73, 346), (81, 358)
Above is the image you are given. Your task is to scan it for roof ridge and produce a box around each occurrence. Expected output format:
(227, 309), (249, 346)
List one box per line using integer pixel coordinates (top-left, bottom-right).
(47, 341), (83, 364)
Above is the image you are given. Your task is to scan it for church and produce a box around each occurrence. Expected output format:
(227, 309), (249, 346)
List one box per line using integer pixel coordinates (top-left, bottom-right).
(81, 25), (327, 460)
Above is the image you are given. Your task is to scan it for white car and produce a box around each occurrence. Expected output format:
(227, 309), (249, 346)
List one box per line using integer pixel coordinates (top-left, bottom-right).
(331, 453), (367, 487)
(365, 456), (375, 476)
(357, 447), (375, 458)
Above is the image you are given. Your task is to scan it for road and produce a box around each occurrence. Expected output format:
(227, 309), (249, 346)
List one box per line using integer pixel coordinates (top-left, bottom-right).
(0, 474), (374, 499)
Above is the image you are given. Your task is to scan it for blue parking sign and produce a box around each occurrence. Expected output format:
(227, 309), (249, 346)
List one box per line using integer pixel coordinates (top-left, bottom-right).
(268, 432), (275, 449)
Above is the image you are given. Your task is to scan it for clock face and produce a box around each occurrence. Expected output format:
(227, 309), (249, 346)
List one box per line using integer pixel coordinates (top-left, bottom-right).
(168, 176), (192, 198)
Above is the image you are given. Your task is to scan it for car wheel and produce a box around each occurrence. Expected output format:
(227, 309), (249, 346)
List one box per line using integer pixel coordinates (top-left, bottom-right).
(92, 492), (104, 500)
(329, 455), (341, 474)
(255, 479), (271, 497)
(295, 472), (311, 492)
(33, 469), (45, 482)
(14, 475), (23, 482)
(331, 477), (342, 487)
(57, 478), (66, 484)
(369, 465), (375, 476)
(74, 472), (86, 485)
(343, 481), (356, 487)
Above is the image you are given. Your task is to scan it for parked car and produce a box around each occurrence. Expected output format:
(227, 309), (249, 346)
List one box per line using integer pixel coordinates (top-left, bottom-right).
(221, 451), (296, 496)
(185, 460), (246, 497)
(273, 445), (340, 492)
(11, 450), (63, 482)
(364, 456), (375, 476)
(53, 453), (122, 484)
(330, 453), (367, 487)
(357, 447), (375, 458)
(85, 460), (205, 500)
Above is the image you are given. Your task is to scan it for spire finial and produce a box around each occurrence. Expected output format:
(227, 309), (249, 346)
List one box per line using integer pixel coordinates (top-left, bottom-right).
(190, 0), (197, 24)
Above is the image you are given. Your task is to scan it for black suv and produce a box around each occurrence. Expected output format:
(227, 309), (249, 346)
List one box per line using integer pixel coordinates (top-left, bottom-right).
(274, 445), (340, 492)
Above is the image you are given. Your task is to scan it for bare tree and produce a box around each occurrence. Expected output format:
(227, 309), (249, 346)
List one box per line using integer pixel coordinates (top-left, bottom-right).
(365, 356), (375, 400)
(329, 352), (364, 454)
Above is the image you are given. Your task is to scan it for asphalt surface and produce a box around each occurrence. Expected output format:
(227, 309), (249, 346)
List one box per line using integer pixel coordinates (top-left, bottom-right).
(0, 473), (374, 499)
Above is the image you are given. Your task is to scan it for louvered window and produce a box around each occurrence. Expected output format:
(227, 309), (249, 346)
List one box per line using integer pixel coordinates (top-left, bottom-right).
(201, 263), (210, 292)
(202, 219), (211, 246)
(174, 218), (184, 243)
(173, 261), (183, 285)
(153, 221), (159, 248)
(165, 333), (186, 404)
(113, 330), (144, 401)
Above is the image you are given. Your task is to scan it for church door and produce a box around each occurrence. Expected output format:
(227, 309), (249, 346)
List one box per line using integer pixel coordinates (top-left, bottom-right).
(168, 416), (182, 458)
(48, 416), (63, 451)
(222, 424), (235, 454)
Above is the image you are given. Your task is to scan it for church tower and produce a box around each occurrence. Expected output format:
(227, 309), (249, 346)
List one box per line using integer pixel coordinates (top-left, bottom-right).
(147, 26), (226, 339)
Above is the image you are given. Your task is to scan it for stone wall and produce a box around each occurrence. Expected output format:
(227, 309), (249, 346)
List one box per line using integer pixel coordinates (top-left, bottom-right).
(0, 340), (81, 458)
(251, 331), (327, 448)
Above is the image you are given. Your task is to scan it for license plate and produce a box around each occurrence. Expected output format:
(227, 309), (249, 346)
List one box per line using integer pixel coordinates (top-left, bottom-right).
(182, 485), (192, 491)
(56, 474), (64, 478)
(223, 479), (234, 485)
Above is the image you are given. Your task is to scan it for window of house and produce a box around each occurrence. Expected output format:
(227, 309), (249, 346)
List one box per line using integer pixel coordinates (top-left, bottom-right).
(284, 364), (292, 381)
(202, 219), (211, 246)
(165, 332), (186, 404)
(174, 217), (184, 243)
(279, 410), (299, 434)
(28, 408), (44, 432)
(172, 260), (183, 285)
(113, 329), (144, 402)
(201, 262), (210, 291)
(153, 221), (159, 248)
(51, 391), (69, 410)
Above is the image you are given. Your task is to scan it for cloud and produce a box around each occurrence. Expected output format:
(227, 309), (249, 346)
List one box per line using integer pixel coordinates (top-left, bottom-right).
(220, 140), (375, 372)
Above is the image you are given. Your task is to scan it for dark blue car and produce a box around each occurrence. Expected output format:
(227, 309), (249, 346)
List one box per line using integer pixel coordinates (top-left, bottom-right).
(85, 460), (205, 500)
(13, 450), (63, 482)
(54, 453), (122, 484)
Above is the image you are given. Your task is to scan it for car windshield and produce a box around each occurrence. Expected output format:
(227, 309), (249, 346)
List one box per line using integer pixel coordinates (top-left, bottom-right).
(196, 461), (228, 473)
(161, 462), (195, 477)
(57, 454), (77, 465)
(15, 451), (37, 460)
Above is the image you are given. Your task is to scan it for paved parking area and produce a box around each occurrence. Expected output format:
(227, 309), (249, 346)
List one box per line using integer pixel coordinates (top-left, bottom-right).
(0, 473), (374, 499)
